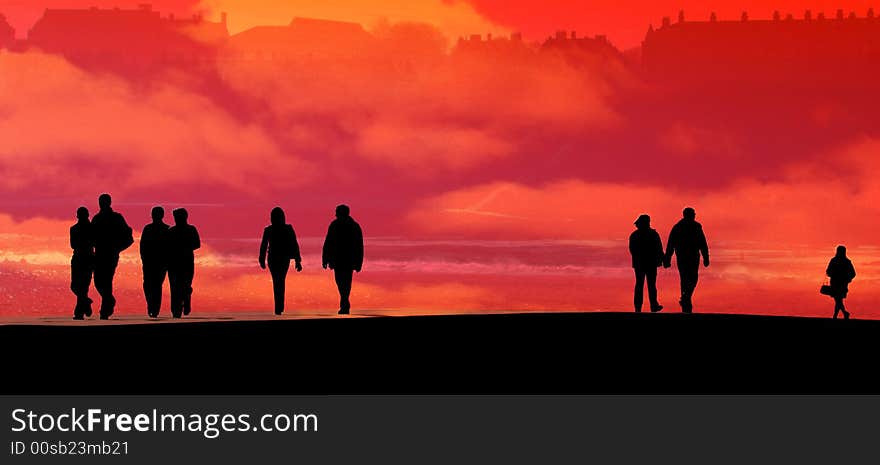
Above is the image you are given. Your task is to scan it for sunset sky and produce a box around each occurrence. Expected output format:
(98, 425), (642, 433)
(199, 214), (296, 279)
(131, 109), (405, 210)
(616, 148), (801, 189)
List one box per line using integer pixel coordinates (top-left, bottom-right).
(1, 1), (879, 318)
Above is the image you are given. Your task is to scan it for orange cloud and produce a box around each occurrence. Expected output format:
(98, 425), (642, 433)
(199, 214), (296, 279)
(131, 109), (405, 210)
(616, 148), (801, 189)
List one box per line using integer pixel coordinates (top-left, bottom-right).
(0, 51), (310, 195)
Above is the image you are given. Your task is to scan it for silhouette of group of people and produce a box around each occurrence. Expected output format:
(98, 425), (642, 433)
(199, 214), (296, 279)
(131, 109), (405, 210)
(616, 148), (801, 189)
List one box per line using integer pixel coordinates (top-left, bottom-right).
(70, 194), (364, 319)
(630, 207), (856, 318)
(70, 196), (854, 320)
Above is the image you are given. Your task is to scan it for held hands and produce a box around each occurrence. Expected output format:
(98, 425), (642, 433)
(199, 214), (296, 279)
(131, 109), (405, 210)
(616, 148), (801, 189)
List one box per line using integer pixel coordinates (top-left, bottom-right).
(703, 257), (710, 267)
(662, 259), (671, 269)
(322, 261), (329, 270)
(295, 261), (303, 272)
(259, 260), (266, 270)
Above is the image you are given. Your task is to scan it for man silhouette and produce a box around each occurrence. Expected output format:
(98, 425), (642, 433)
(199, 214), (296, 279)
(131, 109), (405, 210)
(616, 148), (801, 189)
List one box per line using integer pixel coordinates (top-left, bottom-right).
(140, 206), (170, 318)
(664, 207), (709, 313)
(167, 208), (200, 318)
(629, 214), (664, 313)
(259, 207), (303, 315)
(91, 193), (134, 319)
(70, 206), (95, 320)
(322, 204), (363, 315)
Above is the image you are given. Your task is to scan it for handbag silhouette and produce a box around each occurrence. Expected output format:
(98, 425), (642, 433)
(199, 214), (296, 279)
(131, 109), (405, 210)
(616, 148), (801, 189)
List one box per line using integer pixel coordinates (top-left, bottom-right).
(820, 278), (834, 296)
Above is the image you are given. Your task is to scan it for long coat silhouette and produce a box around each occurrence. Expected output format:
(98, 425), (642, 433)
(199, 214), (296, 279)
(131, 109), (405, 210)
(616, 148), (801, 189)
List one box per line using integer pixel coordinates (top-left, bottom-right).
(322, 205), (363, 314)
(140, 207), (170, 318)
(664, 208), (709, 313)
(259, 207), (302, 315)
(629, 215), (664, 312)
(91, 194), (133, 319)
(70, 207), (95, 320)
(826, 246), (856, 319)
(167, 209), (200, 318)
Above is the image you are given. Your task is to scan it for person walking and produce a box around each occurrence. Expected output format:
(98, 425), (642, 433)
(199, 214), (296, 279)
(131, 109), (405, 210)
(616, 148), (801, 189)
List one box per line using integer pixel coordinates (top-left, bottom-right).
(629, 214), (664, 313)
(167, 208), (200, 318)
(70, 206), (95, 320)
(259, 207), (303, 315)
(322, 204), (363, 315)
(91, 193), (133, 319)
(825, 245), (856, 319)
(140, 206), (170, 318)
(664, 207), (709, 313)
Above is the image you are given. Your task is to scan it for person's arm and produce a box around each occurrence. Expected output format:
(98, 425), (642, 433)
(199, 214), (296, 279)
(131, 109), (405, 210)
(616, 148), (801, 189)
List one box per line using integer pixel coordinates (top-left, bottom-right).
(139, 227), (146, 261)
(70, 226), (76, 251)
(191, 227), (201, 251)
(290, 226), (302, 271)
(119, 215), (134, 252)
(826, 260), (834, 277)
(848, 262), (856, 282)
(354, 223), (364, 272)
(322, 223), (334, 269)
(628, 232), (637, 268)
(259, 228), (269, 269)
(654, 231), (664, 267)
(699, 226), (709, 267)
(663, 227), (676, 267)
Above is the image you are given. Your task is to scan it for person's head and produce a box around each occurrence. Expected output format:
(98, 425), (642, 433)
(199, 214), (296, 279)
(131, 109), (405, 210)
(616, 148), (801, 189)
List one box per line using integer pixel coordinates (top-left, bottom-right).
(76, 206), (89, 221)
(172, 208), (188, 225)
(270, 207), (286, 226)
(836, 245), (847, 257)
(634, 214), (651, 229)
(683, 207), (696, 220)
(98, 193), (112, 210)
(335, 204), (350, 219)
(151, 206), (164, 222)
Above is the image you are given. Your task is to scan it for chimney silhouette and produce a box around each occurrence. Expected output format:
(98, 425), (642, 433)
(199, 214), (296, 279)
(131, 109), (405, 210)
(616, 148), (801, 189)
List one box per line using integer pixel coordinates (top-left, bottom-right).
(805, 10), (812, 21)
(678, 10), (685, 23)
(741, 11), (749, 22)
(710, 12), (717, 22)
(773, 10), (781, 21)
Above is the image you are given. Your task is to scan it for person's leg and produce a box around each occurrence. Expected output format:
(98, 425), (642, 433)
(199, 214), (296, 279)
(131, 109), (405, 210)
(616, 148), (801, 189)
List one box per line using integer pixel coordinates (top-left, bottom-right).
(269, 260), (290, 314)
(71, 257), (86, 319)
(334, 268), (353, 313)
(633, 268), (646, 312)
(833, 297), (842, 319)
(646, 267), (660, 311)
(182, 261), (194, 316)
(678, 264), (696, 313)
(95, 255), (118, 319)
(168, 267), (181, 318)
(143, 264), (158, 317)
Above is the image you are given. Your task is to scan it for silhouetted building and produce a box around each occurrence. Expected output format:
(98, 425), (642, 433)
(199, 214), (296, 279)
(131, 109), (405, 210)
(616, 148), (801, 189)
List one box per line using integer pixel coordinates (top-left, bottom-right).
(642, 10), (880, 86)
(225, 17), (375, 62)
(25, 4), (227, 71)
(455, 32), (527, 53)
(0, 14), (14, 49)
(542, 31), (623, 59)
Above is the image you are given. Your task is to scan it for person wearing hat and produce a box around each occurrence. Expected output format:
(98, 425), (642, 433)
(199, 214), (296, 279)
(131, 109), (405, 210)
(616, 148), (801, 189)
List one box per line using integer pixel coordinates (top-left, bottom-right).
(663, 207), (709, 313)
(629, 214), (664, 312)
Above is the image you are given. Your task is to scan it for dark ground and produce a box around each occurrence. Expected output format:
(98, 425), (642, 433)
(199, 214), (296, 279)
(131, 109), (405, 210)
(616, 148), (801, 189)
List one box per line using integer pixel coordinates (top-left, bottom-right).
(1, 312), (877, 394)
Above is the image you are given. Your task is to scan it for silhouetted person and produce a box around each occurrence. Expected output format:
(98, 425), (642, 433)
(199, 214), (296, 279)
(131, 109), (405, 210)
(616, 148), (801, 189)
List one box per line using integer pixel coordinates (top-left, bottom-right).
(167, 208), (200, 318)
(322, 204), (363, 315)
(826, 245), (856, 320)
(70, 206), (95, 320)
(664, 207), (709, 313)
(91, 193), (134, 319)
(140, 206), (170, 318)
(259, 207), (303, 315)
(629, 214), (664, 313)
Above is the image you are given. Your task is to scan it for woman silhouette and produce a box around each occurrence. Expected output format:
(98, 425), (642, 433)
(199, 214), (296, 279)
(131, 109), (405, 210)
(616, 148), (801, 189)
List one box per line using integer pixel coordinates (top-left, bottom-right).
(259, 207), (302, 315)
(825, 245), (856, 319)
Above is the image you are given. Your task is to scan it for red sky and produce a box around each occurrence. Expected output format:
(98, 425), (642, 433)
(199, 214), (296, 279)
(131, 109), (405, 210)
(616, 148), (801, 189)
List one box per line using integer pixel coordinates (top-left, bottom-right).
(1, 1), (879, 318)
